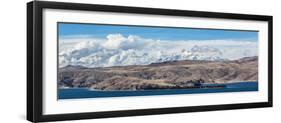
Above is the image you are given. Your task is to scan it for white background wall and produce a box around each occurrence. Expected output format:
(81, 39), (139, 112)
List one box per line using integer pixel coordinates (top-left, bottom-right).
(0, 0), (280, 123)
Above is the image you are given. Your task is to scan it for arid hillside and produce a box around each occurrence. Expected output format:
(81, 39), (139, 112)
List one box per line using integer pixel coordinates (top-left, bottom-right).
(58, 56), (258, 90)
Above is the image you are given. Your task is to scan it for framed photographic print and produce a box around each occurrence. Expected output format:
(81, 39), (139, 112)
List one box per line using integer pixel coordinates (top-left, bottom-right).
(27, 1), (273, 122)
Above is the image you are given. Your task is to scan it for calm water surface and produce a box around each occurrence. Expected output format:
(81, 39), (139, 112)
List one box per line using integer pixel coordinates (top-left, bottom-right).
(58, 82), (258, 99)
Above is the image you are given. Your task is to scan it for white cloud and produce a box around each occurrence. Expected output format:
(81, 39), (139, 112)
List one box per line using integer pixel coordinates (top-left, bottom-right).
(59, 34), (258, 68)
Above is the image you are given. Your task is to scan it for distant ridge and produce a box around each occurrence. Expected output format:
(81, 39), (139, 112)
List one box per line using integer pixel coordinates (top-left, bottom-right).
(62, 65), (87, 69)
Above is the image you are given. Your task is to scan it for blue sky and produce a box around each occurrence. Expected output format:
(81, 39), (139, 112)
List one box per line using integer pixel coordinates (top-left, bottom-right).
(58, 23), (258, 41)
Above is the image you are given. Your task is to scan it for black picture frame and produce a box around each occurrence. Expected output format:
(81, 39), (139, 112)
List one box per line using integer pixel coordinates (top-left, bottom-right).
(27, 1), (273, 122)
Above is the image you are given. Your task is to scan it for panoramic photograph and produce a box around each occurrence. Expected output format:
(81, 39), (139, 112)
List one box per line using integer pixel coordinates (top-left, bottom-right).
(58, 23), (258, 99)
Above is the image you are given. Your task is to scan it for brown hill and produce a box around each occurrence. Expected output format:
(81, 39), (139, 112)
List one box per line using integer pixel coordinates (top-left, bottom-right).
(58, 56), (258, 90)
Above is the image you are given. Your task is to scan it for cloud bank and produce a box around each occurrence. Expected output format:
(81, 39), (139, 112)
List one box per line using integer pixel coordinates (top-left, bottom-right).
(59, 34), (258, 68)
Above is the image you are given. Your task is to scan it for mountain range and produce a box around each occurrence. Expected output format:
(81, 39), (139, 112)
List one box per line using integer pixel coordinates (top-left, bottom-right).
(59, 34), (257, 68)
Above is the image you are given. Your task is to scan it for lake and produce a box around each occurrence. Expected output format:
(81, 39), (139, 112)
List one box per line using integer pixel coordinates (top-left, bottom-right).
(58, 82), (258, 99)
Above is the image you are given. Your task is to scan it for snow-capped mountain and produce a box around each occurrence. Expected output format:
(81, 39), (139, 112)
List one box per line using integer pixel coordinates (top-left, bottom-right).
(59, 34), (257, 68)
(156, 45), (223, 63)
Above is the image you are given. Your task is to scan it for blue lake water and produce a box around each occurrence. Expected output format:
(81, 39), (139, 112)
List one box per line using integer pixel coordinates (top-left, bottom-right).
(58, 82), (258, 99)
